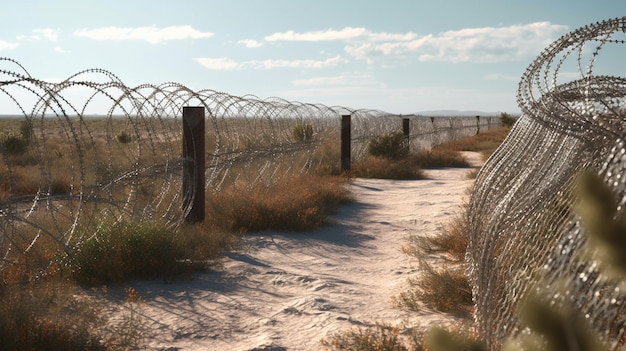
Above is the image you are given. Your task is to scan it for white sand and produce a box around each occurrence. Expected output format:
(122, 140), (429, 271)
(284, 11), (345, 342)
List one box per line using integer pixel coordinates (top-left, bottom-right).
(105, 152), (481, 351)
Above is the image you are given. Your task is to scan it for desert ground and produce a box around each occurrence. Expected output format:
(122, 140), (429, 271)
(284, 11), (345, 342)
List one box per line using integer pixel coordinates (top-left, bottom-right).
(103, 152), (482, 351)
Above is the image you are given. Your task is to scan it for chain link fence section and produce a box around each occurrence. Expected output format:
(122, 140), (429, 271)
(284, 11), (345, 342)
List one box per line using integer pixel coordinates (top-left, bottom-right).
(466, 17), (626, 350)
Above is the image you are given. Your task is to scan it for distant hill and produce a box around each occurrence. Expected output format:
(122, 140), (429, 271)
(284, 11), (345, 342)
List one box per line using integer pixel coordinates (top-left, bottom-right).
(413, 109), (499, 117)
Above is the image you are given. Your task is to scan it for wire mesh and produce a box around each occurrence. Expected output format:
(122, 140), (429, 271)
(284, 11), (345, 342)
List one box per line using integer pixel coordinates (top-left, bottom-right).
(466, 17), (626, 350)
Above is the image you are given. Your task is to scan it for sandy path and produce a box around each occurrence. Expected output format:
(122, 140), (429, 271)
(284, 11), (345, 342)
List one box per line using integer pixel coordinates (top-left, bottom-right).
(107, 152), (480, 351)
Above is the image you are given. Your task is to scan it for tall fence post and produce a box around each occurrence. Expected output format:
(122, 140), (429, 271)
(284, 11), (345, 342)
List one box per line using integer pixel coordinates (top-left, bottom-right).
(476, 115), (480, 135)
(402, 117), (410, 152)
(341, 114), (351, 172)
(183, 106), (205, 223)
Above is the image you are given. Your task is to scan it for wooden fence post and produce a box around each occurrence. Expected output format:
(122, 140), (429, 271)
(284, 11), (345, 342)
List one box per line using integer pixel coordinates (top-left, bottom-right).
(402, 117), (410, 152)
(476, 115), (480, 135)
(183, 106), (205, 223)
(341, 114), (351, 172)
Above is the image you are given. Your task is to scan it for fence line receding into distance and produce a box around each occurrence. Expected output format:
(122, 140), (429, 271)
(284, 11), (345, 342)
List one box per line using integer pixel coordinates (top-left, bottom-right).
(0, 58), (497, 278)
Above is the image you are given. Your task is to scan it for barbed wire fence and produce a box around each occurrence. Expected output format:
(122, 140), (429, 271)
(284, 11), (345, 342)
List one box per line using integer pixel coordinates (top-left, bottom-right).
(0, 57), (497, 280)
(466, 17), (626, 350)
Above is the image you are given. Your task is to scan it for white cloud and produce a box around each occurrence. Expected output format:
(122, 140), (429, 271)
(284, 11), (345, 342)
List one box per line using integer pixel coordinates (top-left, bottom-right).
(32, 28), (59, 42)
(292, 72), (378, 87)
(53, 46), (69, 54)
(344, 22), (569, 64)
(264, 27), (417, 43)
(194, 57), (240, 70)
(74, 25), (214, 44)
(195, 55), (345, 70)
(265, 27), (367, 41)
(0, 40), (19, 50)
(237, 39), (264, 48)
(483, 73), (519, 81)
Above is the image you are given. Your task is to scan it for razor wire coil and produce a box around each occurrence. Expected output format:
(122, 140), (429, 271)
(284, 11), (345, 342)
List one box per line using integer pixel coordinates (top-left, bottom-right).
(467, 16), (626, 350)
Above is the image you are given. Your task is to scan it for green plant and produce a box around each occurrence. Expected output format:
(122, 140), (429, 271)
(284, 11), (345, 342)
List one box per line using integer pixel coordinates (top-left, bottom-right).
(368, 132), (408, 160)
(498, 112), (517, 127)
(0, 133), (29, 155)
(116, 131), (132, 144)
(60, 220), (211, 285)
(293, 121), (314, 141)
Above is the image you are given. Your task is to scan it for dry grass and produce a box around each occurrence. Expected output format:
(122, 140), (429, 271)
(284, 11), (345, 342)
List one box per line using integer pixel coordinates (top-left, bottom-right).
(433, 126), (511, 160)
(60, 220), (233, 285)
(0, 279), (105, 350)
(404, 211), (469, 262)
(322, 323), (424, 351)
(394, 261), (473, 319)
(206, 174), (352, 233)
(351, 156), (426, 180)
(408, 148), (470, 168)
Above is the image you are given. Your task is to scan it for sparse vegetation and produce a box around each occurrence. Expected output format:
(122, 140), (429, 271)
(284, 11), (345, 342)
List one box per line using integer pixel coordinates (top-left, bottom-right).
(498, 112), (517, 127)
(115, 130), (132, 143)
(394, 261), (473, 318)
(351, 156), (425, 179)
(206, 174), (352, 233)
(405, 210), (469, 262)
(322, 323), (423, 351)
(292, 121), (314, 141)
(368, 132), (409, 160)
(0, 115), (511, 350)
(60, 220), (228, 285)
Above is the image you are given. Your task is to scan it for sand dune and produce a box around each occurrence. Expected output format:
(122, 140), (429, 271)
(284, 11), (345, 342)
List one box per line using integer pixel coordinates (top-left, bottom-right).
(105, 152), (480, 350)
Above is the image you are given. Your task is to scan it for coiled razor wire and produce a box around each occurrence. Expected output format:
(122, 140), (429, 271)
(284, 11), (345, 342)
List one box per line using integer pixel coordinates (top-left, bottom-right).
(0, 57), (497, 280)
(467, 17), (626, 350)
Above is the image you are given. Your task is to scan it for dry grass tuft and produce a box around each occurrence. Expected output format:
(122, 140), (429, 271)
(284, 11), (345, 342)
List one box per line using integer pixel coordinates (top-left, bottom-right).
(404, 211), (469, 262)
(434, 126), (511, 160)
(394, 261), (473, 319)
(351, 156), (425, 180)
(0, 279), (106, 350)
(321, 322), (424, 351)
(206, 174), (352, 233)
(409, 148), (470, 168)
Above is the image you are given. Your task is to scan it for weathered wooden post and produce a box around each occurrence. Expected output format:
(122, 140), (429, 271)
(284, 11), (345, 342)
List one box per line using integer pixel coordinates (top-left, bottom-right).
(341, 114), (351, 172)
(183, 106), (205, 223)
(402, 117), (410, 152)
(476, 115), (480, 135)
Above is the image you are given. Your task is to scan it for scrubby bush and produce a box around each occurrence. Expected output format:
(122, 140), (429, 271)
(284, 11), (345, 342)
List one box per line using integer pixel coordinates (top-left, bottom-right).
(206, 175), (351, 233)
(116, 131), (132, 144)
(0, 280), (105, 351)
(0, 133), (29, 155)
(293, 121), (314, 141)
(368, 132), (408, 160)
(394, 261), (473, 318)
(499, 112), (516, 127)
(60, 220), (219, 285)
(322, 323), (422, 351)
(351, 157), (425, 180)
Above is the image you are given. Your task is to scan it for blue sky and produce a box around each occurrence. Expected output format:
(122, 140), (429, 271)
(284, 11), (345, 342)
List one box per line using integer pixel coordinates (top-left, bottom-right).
(1, 0), (625, 114)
